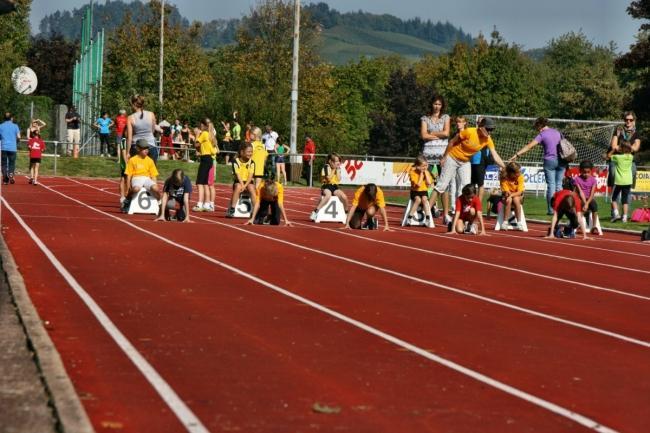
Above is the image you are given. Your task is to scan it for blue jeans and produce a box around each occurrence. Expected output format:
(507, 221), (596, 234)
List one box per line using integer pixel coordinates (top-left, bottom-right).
(1, 151), (16, 181)
(544, 158), (566, 213)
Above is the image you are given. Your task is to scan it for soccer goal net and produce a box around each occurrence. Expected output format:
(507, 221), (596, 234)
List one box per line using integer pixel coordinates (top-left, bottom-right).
(464, 115), (621, 165)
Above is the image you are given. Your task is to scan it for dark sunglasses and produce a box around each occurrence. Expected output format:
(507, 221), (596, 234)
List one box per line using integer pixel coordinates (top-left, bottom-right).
(624, 118), (634, 122)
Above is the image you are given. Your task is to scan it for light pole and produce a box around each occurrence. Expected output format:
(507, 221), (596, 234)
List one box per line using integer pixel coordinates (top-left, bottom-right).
(290, 0), (300, 162)
(159, 0), (164, 116)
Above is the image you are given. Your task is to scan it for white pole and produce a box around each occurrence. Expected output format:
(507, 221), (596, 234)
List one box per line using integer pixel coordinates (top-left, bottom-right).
(159, 0), (164, 115)
(289, 0), (300, 160)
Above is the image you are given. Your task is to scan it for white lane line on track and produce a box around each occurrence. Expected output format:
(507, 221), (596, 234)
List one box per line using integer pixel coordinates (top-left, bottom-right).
(40, 181), (620, 433)
(0, 199), (210, 433)
(67, 177), (650, 309)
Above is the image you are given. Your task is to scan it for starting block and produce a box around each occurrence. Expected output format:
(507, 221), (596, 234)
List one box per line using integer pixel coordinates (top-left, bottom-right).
(128, 189), (160, 215)
(313, 196), (346, 224)
(233, 194), (253, 218)
(582, 211), (603, 235)
(495, 202), (527, 232)
(401, 199), (434, 227)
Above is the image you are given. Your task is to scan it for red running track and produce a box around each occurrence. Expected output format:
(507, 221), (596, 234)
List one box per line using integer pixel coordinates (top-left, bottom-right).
(1, 176), (649, 433)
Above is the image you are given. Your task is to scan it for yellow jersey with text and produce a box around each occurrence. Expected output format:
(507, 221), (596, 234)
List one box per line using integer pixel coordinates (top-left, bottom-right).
(232, 157), (255, 183)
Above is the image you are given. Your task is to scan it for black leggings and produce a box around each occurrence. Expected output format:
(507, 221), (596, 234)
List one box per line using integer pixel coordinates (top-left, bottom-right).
(99, 133), (110, 154)
(254, 200), (281, 225)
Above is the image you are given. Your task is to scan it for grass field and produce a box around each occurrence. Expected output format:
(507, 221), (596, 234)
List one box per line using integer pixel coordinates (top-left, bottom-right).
(15, 152), (648, 232)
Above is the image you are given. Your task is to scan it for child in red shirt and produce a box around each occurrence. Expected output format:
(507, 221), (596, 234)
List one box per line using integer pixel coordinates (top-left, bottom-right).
(27, 131), (46, 185)
(448, 184), (486, 235)
(547, 177), (588, 239)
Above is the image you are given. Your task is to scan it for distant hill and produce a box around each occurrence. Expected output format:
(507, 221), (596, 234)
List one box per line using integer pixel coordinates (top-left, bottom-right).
(37, 1), (473, 64)
(320, 25), (448, 64)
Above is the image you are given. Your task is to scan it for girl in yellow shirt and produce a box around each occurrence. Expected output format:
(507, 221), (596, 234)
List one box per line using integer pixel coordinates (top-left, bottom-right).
(228, 142), (257, 218)
(406, 155), (434, 227)
(310, 153), (349, 220)
(499, 162), (526, 230)
(192, 118), (219, 212)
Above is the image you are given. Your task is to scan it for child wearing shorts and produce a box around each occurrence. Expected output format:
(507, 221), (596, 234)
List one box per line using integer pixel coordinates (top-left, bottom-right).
(250, 127), (268, 187)
(448, 184), (485, 235)
(310, 153), (349, 220)
(27, 130), (45, 185)
(608, 143), (634, 222)
(228, 142), (257, 218)
(573, 160), (600, 233)
(500, 162), (525, 231)
(193, 118), (218, 212)
(122, 139), (161, 212)
(343, 183), (389, 231)
(406, 155), (434, 226)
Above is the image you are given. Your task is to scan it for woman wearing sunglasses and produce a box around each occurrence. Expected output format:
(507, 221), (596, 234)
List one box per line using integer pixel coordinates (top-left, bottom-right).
(609, 111), (641, 193)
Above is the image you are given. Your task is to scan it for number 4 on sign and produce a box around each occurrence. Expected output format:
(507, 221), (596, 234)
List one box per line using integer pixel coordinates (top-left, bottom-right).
(128, 189), (160, 215)
(314, 196), (346, 224)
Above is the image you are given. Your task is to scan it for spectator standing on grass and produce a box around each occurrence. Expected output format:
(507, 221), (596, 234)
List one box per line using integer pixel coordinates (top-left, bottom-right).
(302, 134), (316, 183)
(114, 109), (128, 153)
(158, 117), (174, 160)
(95, 112), (114, 157)
(430, 117), (506, 225)
(511, 117), (565, 215)
(231, 115), (242, 158)
(275, 135), (288, 185)
(27, 130), (45, 185)
(420, 94), (451, 216)
(573, 160), (600, 233)
(65, 105), (80, 157)
(607, 143), (634, 223)
(262, 124), (278, 167)
(180, 120), (192, 161)
(0, 112), (20, 184)
(126, 95), (158, 163)
(221, 120), (233, 164)
(609, 111), (641, 208)
(156, 168), (192, 223)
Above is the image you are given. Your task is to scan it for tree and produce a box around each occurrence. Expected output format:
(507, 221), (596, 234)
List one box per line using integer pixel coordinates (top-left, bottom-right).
(208, 0), (345, 151)
(542, 32), (623, 119)
(368, 68), (432, 157)
(0, 0), (31, 115)
(102, 1), (212, 119)
(414, 31), (548, 117)
(27, 35), (78, 104)
(616, 0), (650, 121)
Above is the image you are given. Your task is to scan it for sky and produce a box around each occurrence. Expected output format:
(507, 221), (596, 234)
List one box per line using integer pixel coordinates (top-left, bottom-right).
(30, 0), (642, 51)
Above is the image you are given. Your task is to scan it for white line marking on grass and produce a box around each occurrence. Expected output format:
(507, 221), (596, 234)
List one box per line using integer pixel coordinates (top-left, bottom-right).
(37, 181), (619, 433)
(0, 198), (211, 433)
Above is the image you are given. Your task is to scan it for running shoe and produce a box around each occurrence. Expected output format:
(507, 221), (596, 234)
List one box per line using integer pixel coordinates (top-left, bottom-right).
(310, 211), (317, 221)
(621, 215), (628, 223)
(192, 205), (203, 212)
(469, 223), (478, 235)
(9, 175), (15, 184)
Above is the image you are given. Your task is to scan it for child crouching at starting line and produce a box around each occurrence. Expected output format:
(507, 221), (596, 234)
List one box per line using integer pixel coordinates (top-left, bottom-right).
(343, 183), (390, 231)
(546, 177), (589, 240)
(245, 173), (292, 226)
(156, 169), (192, 223)
(448, 184), (485, 235)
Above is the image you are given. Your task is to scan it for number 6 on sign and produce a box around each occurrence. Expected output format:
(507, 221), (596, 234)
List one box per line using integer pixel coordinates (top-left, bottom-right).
(314, 196), (346, 223)
(128, 189), (160, 215)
